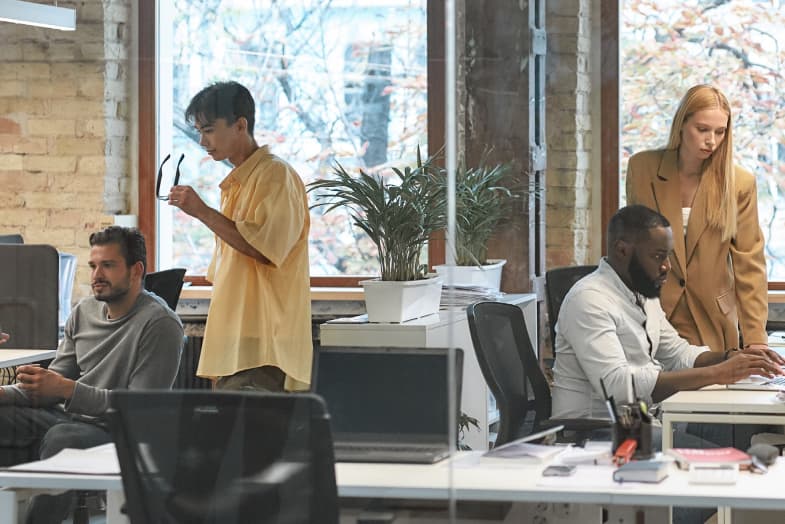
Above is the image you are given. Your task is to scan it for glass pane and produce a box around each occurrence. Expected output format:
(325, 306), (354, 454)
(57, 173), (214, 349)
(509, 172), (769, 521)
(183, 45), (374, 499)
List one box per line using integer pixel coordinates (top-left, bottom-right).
(159, 0), (428, 276)
(620, 0), (785, 278)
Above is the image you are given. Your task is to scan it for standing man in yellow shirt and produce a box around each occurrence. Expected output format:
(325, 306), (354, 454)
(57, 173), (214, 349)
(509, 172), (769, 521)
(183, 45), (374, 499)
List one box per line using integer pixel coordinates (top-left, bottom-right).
(168, 81), (312, 391)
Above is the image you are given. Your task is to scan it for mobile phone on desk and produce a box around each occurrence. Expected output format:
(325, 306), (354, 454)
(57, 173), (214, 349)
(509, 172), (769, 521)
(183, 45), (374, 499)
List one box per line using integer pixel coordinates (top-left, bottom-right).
(542, 465), (576, 477)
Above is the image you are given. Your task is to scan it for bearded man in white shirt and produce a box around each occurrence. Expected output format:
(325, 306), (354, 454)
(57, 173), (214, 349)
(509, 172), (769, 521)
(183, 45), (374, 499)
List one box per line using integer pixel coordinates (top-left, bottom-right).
(552, 205), (782, 420)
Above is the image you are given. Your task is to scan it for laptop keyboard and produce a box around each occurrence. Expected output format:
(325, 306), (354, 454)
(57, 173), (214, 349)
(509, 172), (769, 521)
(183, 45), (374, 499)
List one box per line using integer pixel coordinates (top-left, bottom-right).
(335, 443), (440, 454)
(766, 376), (785, 386)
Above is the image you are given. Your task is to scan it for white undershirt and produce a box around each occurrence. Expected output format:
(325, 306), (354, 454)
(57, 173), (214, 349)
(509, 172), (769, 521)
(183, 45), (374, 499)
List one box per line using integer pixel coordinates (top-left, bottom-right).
(682, 207), (691, 236)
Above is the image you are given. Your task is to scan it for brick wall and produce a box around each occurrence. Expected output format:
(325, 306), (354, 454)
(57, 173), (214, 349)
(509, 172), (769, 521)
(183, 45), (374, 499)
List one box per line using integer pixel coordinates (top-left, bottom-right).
(0, 0), (132, 302)
(546, 0), (594, 268)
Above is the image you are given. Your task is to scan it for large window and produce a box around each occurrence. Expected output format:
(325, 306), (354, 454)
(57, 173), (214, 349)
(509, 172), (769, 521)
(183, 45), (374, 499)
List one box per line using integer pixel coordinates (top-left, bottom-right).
(618, 0), (785, 278)
(149, 0), (428, 280)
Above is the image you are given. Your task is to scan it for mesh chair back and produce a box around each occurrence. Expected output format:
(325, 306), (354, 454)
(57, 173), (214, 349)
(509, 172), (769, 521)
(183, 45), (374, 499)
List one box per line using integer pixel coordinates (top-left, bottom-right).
(0, 245), (59, 348)
(466, 302), (552, 447)
(109, 390), (338, 524)
(545, 265), (596, 358)
(144, 268), (187, 311)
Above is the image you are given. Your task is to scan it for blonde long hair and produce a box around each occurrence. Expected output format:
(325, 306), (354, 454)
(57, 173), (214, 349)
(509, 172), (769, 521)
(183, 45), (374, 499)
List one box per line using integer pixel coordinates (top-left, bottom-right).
(666, 85), (736, 241)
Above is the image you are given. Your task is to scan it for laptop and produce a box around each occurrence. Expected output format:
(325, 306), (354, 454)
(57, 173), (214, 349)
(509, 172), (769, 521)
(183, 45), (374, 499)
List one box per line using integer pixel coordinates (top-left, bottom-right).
(313, 346), (463, 464)
(727, 374), (785, 391)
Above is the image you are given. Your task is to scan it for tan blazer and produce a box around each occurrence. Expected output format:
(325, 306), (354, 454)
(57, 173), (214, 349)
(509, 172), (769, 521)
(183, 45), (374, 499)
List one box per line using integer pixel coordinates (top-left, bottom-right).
(626, 149), (768, 352)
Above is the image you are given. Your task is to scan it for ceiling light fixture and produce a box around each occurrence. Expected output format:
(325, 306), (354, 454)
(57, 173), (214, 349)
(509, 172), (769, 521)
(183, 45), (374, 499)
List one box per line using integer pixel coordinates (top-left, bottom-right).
(0, 0), (76, 31)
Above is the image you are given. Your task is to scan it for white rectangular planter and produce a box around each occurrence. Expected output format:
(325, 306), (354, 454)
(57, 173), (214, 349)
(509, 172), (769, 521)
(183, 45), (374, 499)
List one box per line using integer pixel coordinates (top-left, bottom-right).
(359, 276), (443, 323)
(434, 259), (506, 291)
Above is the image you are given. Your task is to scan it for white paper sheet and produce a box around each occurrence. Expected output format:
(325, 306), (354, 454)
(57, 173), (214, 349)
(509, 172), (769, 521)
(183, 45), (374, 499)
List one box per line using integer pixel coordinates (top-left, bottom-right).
(5, 443), (119, 475)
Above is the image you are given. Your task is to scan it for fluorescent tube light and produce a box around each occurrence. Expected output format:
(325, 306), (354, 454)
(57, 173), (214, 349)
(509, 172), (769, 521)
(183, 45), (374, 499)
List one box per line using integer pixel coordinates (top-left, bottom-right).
(0, 0), (76, 31)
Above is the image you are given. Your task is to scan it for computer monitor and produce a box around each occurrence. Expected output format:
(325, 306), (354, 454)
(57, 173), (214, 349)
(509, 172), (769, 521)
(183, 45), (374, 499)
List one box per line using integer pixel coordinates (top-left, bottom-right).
(313, 346), (463, 444)
(0, 244), (59, 349)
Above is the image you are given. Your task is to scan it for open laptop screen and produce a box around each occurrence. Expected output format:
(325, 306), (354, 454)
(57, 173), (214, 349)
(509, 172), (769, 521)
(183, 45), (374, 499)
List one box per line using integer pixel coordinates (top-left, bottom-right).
(313, 347), (463, 444)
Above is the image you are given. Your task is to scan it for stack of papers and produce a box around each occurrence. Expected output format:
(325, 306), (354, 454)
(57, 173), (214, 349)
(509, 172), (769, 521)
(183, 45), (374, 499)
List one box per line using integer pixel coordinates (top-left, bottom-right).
(484, 441), (567, 461)
(440, 286), (506, 309)
(768, 331), (785, 348)
(5, 443), (119, 475)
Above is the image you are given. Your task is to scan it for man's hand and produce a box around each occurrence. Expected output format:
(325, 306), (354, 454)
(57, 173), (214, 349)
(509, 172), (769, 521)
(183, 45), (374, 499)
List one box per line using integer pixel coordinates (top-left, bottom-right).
(715, 352), (784, 384)
(16, 365), (75, 400)
(0, 332), (8, 345)
(168, 185), (209, 220)
(741, 344), (785, 366)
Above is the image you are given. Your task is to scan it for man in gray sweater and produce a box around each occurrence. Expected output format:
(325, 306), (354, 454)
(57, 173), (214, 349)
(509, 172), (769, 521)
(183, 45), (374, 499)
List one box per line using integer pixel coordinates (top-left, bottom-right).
(0, 226), (183, 523)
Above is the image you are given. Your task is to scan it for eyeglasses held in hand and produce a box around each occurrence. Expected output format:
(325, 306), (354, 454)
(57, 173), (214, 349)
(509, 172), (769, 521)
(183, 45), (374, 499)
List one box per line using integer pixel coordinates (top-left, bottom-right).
(156, 153), (185, 201)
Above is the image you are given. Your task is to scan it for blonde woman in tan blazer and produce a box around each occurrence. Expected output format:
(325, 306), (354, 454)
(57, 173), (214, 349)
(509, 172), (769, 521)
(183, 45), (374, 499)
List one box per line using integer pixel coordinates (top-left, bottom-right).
(626, 85), (768, 354)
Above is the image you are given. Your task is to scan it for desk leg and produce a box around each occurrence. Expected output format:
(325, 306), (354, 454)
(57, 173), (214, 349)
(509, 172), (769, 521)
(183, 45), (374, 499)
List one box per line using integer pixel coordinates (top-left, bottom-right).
(0, 490), (17, 524)
(661, 414), (674, 450)
(106, 489), (129, 524)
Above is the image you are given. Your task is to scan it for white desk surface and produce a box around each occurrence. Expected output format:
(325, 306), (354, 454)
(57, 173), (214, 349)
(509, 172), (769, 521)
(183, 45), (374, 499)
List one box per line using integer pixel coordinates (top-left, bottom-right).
(0, 470), (122, 491)
(0, 349), (57, 368)
(3, 450), (785, 512)
(661, 387), (785, 415)
(336, 453), (785, 510)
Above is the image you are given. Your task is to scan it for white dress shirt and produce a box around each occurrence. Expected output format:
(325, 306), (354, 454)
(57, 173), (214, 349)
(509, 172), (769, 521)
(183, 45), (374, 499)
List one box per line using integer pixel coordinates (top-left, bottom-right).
(551, 258), (709, 419)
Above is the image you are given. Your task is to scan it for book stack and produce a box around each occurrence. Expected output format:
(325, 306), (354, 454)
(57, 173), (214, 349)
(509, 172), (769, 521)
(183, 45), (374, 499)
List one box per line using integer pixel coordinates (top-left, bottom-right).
(612, 460), (670, 483)
(666, 447), (752, 470)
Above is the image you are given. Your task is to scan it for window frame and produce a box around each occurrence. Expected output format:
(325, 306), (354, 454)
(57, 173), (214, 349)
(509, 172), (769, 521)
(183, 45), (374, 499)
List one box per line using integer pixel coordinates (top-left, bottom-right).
(137, 0), (444, 286)
(600, 0), (782, 290)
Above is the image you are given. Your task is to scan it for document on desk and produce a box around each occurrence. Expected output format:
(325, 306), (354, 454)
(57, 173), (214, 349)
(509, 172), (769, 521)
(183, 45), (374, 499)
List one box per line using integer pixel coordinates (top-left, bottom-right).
(4, 443), (119, 475)
(483, 442), (567, 461)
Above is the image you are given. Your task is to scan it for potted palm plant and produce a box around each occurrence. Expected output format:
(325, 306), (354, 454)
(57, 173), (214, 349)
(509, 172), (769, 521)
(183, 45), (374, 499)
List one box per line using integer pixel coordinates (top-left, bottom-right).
(308, 149), (446, 322)
(434, 155), (517, 291)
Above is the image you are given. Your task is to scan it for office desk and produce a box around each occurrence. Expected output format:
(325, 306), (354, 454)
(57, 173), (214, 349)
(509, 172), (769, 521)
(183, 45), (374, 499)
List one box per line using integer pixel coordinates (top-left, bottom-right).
(3, 450), (785, 524)
(0, 349), (57, 368)
(660, 387), (785, 450)
(0, 470), (125, 524)
(336, 456), (785, 511)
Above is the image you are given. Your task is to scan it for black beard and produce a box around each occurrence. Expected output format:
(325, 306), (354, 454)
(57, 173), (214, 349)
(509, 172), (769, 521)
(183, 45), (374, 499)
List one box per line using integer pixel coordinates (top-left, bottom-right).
(629, 252), (661, 299)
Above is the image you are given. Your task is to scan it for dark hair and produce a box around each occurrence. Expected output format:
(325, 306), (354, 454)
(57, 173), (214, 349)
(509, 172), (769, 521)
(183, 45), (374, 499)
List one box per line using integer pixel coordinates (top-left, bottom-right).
(607, 205), (670, 250)
(185, 81), (256, 136)
(89, 226), (147, 275)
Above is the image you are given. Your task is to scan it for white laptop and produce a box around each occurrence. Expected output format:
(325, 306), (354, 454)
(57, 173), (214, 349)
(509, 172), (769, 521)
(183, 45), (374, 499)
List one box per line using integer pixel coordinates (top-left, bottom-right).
(727, 375), (785, 391)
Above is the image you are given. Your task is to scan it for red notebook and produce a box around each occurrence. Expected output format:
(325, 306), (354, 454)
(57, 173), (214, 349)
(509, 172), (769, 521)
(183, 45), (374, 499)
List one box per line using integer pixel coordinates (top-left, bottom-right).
(666, 447), (752, 469)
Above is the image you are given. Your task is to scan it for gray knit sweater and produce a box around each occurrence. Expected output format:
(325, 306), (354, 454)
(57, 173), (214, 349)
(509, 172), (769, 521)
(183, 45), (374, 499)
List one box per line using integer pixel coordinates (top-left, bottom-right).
(0, 290), (183, 418)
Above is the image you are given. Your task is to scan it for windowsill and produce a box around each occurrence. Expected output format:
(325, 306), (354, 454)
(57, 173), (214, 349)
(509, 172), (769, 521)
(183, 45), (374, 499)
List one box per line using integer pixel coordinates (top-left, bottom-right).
(180, 286), (364, 302)
(182, 287), (785, 304)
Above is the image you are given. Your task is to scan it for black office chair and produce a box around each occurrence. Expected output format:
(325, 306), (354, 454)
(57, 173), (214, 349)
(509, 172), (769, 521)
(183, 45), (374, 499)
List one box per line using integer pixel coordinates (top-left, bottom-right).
(108, 390), (338, 524)
(466, 301), (608, 447)
(0, 234), (23, 244)
(144, 268), (187, 311)
(545, 265), (596, 366)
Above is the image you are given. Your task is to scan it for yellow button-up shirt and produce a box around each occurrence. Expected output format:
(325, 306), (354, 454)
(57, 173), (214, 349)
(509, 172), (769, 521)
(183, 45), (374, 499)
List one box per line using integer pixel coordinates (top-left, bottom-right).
(197, 146), (312, 390)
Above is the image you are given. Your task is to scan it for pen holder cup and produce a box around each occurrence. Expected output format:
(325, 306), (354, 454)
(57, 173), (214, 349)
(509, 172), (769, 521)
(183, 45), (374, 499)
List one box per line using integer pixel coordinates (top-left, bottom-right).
(612, 403), (654, 460)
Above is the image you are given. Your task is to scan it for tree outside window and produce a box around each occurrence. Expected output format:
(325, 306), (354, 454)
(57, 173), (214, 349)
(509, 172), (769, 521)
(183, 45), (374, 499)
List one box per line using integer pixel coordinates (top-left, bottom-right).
(158, 0), (427, 277)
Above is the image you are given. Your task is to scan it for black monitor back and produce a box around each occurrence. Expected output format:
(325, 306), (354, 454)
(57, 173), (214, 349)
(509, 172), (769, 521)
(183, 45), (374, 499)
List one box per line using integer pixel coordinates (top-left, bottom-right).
(108, 390), (338, 524)
(0, 244), (59, 349)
